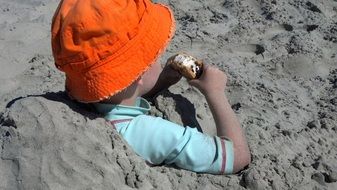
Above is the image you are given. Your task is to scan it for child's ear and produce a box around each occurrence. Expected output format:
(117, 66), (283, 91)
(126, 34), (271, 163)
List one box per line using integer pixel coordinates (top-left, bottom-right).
(136, 77), (143, 86)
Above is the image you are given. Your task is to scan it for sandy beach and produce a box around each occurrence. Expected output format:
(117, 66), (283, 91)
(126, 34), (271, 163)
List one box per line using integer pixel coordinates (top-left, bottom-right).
(1, 0), (336, 189)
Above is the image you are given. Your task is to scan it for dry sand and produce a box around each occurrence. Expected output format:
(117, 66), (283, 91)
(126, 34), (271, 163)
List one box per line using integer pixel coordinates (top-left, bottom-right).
(1, 0), (337, 189)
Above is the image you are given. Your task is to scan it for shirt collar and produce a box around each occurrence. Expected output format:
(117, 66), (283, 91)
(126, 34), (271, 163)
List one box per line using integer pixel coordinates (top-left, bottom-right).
(93, 97), (151, 120)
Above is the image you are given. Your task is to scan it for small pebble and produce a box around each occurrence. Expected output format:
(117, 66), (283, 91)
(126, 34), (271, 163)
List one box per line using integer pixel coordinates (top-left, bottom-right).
(311, 172), (326, 185)
(255, 45), (265, 56)
(306, 25), (319, 32)
(302, 160), (312, 167)
(242, 169), (261, 189)
(312, 161), (323, 170)
(275, 123), (281, 129)
(283, 24), (294, 31)
(282, 130), (291, 136)
(231, 103), (241, 112)
(271, 179), (283, 190)
(307, 120), (320, 129)
(327, 171), (337, 183)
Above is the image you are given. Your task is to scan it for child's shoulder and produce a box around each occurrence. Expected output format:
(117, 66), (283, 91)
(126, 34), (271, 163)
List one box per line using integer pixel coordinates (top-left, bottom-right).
(133, 115), (177, 126)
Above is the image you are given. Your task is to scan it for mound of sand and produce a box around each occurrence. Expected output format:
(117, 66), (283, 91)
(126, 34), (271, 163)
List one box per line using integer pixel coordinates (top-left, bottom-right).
(1, 0), (336, 189)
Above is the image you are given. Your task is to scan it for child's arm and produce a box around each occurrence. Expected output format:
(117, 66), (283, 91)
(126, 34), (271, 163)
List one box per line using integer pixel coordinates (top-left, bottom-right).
(189, 65), (251, 173)
(143, 64), (182, 99)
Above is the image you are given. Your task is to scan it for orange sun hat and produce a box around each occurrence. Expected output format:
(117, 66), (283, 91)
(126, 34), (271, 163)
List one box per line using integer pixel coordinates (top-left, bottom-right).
(51, 0), (175, 103)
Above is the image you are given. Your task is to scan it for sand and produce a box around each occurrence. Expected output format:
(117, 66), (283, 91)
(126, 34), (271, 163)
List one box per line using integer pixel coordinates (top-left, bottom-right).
(1, 0), (336, 189)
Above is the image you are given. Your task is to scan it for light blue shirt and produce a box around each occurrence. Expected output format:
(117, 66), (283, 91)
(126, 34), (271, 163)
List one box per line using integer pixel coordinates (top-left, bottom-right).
(94, 97), (234, 174)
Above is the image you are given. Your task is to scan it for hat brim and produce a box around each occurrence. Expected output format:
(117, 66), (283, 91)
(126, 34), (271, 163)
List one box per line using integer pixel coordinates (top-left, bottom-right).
(65, 3), (176, 103)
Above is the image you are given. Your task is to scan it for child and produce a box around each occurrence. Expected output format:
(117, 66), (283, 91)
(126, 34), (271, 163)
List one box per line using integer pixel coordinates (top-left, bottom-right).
(51, 0), (251, 174)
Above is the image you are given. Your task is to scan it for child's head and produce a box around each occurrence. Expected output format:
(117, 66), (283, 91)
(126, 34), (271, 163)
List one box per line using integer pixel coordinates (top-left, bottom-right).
(51, 0), (175, 103)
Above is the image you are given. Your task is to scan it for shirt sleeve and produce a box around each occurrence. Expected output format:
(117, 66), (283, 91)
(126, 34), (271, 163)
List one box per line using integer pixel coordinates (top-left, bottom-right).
(116, 115), (234, 174)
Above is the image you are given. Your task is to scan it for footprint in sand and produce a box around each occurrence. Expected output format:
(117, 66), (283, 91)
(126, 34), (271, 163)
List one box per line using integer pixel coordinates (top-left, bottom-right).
(282, 55), (330, 79)
(228, 44), (265, 57)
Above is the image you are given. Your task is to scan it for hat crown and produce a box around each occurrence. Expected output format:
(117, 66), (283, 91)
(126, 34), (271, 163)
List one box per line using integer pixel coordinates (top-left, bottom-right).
(51, 0), (151, 72)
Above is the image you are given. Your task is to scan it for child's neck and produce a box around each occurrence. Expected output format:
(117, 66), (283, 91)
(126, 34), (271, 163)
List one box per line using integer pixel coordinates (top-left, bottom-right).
(101, 89), (139, 106)
(117, 95), (138, 106)
(101, 82), (140, 106)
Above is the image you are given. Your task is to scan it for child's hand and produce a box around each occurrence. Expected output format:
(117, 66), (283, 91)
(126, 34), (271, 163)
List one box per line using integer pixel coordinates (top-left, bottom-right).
(188, 65), (228, 95)
(142, 63), (182, 99)
(159, 64), (183, 86)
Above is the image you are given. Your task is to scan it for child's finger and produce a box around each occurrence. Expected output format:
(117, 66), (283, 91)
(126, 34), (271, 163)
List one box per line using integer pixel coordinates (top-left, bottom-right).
(195, 63), (210, 80)
(188, 78), (200, 87)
